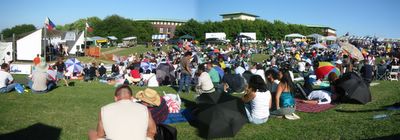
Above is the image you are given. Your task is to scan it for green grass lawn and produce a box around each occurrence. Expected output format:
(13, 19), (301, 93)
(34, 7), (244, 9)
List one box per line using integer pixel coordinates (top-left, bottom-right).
(0, 75), (399, 139)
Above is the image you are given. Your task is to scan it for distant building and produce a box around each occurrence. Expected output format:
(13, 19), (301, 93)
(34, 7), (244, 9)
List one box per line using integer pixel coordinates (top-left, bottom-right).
(306, 25), (337, 36)
(137, 19), (186, 38)
(220, 12), (259, 21)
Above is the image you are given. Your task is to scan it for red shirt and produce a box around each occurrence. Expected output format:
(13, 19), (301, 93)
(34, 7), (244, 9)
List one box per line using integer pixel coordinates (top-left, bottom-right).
(33, 57), (40, 65)
(130, 69), (141, 79)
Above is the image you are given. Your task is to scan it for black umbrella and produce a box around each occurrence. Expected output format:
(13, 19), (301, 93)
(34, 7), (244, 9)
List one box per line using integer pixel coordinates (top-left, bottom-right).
(195, 92), (247, 139)
(334, 72), (372, 104)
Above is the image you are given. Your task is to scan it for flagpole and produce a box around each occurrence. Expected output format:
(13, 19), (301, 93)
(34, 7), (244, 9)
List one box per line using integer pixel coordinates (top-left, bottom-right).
(84, 23), (87, 57)
(43, 26), (47, 62)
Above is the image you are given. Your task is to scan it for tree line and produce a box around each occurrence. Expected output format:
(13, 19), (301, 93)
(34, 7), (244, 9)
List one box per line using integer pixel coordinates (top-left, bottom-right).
(174, 19), (324, 42)
(2, 15), (323, 43)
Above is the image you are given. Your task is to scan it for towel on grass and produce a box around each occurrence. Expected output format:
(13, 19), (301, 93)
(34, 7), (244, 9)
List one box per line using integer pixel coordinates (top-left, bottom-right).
(295, 99), (336, 113)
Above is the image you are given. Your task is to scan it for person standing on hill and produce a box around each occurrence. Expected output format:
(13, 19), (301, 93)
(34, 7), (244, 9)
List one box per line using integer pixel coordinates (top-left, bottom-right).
(33, 54), (41, 66)
(54, 57), (69, 86)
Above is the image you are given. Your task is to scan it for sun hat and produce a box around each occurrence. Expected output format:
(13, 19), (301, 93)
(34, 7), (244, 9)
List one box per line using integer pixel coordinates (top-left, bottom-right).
(335, 60), (343, 65)
(135, 88), (161, 106)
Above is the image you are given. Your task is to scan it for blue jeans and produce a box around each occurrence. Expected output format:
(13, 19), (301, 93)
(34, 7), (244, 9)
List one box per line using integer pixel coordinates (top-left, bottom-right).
(28, 81), (56, 93)
(178, 73), (191, 93)
(244, 104), (268, 124)
(0, 83), (17, 93)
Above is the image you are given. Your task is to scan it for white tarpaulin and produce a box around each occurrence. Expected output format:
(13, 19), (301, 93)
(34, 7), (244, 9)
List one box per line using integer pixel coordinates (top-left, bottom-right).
(152, 34), (168, 40)
(206, 32), (226, 40)
(17, 29), (42, 61)
(69, 31), (85, 54)
(10, 64), (32, 74)
(0, 42), (13, 64)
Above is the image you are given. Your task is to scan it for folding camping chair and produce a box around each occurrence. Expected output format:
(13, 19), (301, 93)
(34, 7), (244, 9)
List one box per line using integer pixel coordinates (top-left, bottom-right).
(389, 66), (399, 81)
(375, 65), (389, 80)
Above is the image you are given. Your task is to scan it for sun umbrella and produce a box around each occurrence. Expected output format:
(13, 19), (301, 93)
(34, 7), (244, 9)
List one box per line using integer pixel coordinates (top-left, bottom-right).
(195, 92), (247, 139)
(65, 58), (83, 73)
(339, 42), (364, 60)
(328, 44), (341, 50)
(334, 72), (371, 104)
(311, 43), (325, 49)
(315, 62), (340, 80)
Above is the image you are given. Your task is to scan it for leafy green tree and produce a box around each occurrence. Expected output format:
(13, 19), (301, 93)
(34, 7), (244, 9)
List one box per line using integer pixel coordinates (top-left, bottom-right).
(1, 24), (36, 38)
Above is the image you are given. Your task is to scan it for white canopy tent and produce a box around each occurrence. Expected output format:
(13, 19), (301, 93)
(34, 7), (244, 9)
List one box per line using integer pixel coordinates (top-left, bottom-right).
(16, 29), (42, 61)
(285, 33), (306, 41)
(307, 34), (323, 41)
(69, 31), (85, 54)
(325, 35), (337, 41)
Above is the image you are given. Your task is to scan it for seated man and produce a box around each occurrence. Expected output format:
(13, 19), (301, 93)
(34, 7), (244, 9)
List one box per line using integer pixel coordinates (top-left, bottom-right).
(222, 67), (245, 94)
(301, 90), (332, 105)
(89, 85), (156, 140)
(0, 63), (17, 93)
(136, 88), (169, 124)
(28, 63), (57, 93)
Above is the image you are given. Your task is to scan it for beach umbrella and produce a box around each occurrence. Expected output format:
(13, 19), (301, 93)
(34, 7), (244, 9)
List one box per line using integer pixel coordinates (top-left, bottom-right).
(195, 92), (247, 139)
(311, 43), (326, 49)
(328, 44), (341, 50)
(339, 42), (364, 60)
(65, 58), (83, 73)
(315, 62), (340, 80)
(334, 72), (371, 104)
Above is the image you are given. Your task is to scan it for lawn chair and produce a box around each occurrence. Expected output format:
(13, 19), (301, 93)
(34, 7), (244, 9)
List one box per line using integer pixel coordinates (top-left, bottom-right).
(376, 64), (388, 80)
(389, 66), (399, 81)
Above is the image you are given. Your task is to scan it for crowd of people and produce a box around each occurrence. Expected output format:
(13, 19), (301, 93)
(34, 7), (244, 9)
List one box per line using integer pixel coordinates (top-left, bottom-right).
(0, 38), (398, 139)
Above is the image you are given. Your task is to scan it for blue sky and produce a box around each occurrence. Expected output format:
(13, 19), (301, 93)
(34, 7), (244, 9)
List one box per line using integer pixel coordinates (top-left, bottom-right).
(0, 0), (399, 38)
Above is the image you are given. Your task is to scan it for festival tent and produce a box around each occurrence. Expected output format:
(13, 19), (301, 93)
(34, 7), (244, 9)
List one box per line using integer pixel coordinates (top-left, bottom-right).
(16, 29), (42, 61)
(179, 34), (194, 40)
(0, 42), (13, 63)
(69, 31), (85, 55)
(307, 34), (323, 41)
(325, 35), (337, 41)
(285, 33), (305, 40)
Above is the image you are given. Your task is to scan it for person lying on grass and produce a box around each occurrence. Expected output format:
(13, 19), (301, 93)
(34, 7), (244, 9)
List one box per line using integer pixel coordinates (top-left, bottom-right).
(89, 85), (156, 140)
(300, 90), (332, 105)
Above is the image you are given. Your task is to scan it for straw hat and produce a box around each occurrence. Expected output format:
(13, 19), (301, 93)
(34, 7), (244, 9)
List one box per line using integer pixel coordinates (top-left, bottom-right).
(135, 88), (161, 106)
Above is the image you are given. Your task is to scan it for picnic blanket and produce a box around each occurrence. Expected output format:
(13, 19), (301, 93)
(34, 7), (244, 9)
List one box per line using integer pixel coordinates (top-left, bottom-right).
(295, 99), (336, 113)
(162, 109), (193, 124)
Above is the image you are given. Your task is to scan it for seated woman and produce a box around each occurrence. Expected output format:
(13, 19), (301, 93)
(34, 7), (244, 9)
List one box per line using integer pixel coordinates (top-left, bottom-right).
(136, 88), (169, 124)
(242, 75), (272, 124)
(271, 70), (299, 119)
(28, 63), (56, 93)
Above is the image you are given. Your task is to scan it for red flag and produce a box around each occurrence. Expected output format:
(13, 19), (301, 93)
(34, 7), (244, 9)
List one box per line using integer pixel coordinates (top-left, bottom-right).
(86, 22), (93, 32)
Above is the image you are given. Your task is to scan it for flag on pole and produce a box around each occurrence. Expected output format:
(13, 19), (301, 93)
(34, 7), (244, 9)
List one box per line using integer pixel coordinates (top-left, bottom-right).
(45, 17), (56, 30)
(86, 22), (93, 32)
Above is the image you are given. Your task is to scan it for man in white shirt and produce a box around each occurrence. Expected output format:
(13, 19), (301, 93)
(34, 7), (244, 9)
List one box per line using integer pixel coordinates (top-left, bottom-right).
(0, 63), (17, 93)
(89, 85), (156, 140)
(4, 52), (12, 64)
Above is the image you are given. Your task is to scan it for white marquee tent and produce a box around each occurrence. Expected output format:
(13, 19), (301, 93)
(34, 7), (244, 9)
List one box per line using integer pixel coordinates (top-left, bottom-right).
(16, 29), (42, 61)
(69, 31), (85, 54)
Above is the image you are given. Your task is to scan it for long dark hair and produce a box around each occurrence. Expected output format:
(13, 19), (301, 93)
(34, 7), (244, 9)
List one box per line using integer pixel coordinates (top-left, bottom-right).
(280, 70), (295, 93)
(248, 75), (268, 92)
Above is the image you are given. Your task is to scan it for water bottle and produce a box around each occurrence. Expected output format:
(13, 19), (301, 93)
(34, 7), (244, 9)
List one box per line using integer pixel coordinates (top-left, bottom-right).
(373, 114), (389, 120)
